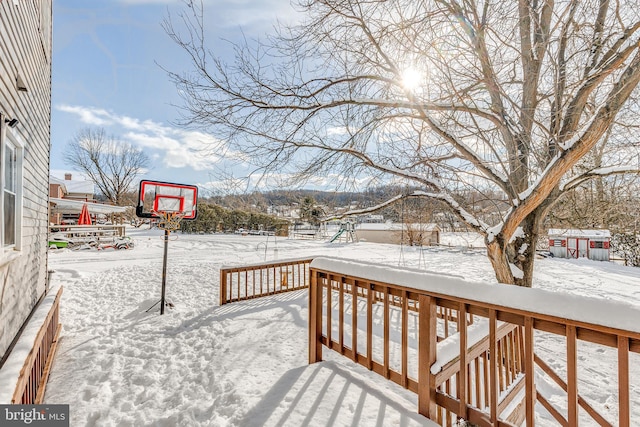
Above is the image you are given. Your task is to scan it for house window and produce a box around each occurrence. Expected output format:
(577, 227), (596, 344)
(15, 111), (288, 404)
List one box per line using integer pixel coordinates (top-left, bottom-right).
(1, 128), (23, 251)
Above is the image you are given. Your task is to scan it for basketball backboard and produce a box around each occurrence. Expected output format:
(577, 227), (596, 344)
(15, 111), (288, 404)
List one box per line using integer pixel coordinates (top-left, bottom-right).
(136, 180), (198, 220)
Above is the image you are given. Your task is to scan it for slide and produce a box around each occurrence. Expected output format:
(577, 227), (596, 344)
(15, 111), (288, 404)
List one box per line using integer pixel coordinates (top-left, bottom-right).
(329, 228), (344, 243)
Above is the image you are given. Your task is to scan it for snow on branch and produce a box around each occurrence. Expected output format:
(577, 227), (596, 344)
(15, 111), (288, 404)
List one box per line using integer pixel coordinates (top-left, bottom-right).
(322, 189), (489, 233)
(560, 165), (640, 191)
(321, 193), (408, 221)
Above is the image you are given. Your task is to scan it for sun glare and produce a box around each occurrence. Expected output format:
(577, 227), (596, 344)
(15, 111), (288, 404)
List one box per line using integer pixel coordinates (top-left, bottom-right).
(400, 68), (423, 91)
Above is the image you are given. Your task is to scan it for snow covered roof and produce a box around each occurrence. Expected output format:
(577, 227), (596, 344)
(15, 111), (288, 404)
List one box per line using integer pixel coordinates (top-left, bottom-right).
(50, 175), (94, 195)
(357, 222), (439, 231)
(50, 198), (128, 214)
(548, 229), (611, 238)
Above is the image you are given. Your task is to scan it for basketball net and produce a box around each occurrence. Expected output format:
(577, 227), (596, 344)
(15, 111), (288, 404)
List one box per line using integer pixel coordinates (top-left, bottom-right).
(153, 211), (186, 232)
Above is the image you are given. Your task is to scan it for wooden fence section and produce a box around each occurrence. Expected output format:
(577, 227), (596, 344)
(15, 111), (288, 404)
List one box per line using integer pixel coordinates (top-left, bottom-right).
(309, 258), (640, 426)
(49, 224), (126, 237)
(12, 286), (63, 404)
(220, 258), (313, 305)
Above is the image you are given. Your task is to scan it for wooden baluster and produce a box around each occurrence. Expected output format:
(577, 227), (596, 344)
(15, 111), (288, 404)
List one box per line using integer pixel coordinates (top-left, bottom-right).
(352, 280), (358, 362)
(252, 269), (256, 298)
(618, 336), (630, 427)
(498, 337), (505, 393)
(474, 357), (481, 408)
(483, 351), (489, 409)
(567, 325), (578, 426)
(445, 378), (452, 427)
(458, 302), (468, 420)
(236, 271), (240, 302)
(384, 287), (390, 379)
(367, 284), (373, 370)
(489, 309), (498, 425)
(402, 290), (408, 388)
(339, 277), (345, 355)
(327, 278), (332, 346)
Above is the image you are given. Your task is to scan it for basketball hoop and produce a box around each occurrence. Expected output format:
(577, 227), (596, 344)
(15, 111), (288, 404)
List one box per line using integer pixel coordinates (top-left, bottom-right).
(137, 180), (198, 315)
(153, 211), (186, 232)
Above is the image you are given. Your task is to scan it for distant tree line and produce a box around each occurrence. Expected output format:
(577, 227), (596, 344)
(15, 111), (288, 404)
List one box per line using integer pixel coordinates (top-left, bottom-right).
(179, 203), (290, 235)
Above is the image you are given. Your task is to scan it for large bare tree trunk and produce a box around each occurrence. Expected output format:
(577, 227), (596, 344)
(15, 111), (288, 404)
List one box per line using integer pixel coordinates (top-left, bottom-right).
(166, 0), (640, 288)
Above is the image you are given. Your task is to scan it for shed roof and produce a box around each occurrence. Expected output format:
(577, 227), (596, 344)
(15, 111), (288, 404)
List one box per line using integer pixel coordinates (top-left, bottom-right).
(50, 198), (128, 215)
(548, 229), (611, 238)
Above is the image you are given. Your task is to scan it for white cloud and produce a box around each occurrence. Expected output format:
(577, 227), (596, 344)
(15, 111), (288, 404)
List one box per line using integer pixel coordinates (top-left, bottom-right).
(57, 104), (235, 171)
(57, 105), (113, 126)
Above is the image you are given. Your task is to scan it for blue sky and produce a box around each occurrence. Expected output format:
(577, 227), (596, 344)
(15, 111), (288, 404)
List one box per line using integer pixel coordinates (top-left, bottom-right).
(52, 0), (302, 195)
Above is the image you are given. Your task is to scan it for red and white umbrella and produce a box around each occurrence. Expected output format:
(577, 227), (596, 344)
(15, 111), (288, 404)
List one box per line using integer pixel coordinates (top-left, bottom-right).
(78, 203), (92, 225)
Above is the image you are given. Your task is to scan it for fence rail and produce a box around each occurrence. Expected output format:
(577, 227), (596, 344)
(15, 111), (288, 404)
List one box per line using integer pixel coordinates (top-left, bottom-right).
(309, 258), (640, 426)
(220, 258), (312, 305)
(12, 286), (63, 404)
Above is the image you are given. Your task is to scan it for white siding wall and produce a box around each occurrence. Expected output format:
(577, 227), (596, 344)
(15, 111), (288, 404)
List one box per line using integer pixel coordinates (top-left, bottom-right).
(0, 0), (52, 359)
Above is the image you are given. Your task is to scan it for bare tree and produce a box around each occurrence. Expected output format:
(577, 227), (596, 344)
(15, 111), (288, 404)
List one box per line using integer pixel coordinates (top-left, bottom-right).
(64, 128), (149, 205)
(165, 0), (640, 286)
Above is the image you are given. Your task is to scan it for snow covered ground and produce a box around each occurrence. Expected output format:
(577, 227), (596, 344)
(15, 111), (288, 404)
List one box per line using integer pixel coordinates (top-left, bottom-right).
(43, 228), (640, 426)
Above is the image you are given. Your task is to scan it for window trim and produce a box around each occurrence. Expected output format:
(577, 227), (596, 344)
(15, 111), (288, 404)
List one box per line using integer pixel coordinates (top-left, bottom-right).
(1, 125), (24, 253)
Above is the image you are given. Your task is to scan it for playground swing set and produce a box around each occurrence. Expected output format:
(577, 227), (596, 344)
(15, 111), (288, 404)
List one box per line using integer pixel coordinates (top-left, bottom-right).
(329, 221), (358, 243)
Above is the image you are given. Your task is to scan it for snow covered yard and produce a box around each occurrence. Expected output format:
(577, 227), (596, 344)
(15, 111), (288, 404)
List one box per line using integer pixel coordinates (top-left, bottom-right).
(43, 229), (640, 426)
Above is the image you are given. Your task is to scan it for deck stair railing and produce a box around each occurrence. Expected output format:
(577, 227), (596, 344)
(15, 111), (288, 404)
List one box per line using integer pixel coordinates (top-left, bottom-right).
(308, 257), (640, 426)
(220, 258), (313, 305)
(11, 286), (63, 404)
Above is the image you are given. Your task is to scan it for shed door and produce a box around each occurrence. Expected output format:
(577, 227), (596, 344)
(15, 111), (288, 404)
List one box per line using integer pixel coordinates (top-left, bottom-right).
(567, 238), (578, 258)
(578, 239), (588, 258)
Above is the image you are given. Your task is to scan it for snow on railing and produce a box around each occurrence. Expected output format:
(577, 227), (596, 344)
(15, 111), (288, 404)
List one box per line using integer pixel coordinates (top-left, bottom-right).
(0, 285), (63, 404)
(309, 257), (640, 426)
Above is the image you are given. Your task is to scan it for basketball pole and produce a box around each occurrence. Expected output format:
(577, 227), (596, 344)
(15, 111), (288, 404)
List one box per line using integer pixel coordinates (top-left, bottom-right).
(161, 229), (169, 315)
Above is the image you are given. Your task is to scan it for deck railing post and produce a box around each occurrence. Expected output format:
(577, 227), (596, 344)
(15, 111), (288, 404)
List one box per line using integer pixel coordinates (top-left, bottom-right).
(524, 317), (535, 427)
(418, 294), (437, 420)
(309, 269), (322, 363)
(220, 270), (227, 306)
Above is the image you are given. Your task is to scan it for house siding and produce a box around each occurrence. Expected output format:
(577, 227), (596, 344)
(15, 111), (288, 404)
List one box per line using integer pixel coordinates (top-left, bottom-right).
(0, 0), (52, 359)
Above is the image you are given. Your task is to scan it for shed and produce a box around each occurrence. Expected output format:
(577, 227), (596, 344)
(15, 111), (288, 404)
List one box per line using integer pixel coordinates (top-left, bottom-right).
(548, 229), (610, 261)
(356, 222), (440, 246)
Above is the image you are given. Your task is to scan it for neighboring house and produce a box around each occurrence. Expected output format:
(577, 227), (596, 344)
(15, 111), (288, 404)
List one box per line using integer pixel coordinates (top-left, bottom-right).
(548, 229), (611, 261)
(48, 177), (67, 224)
(49, 174), (128, 225)
(0, 0), (55, 400)
(49, 174), (94, 224)
(54, 173), (95, 201)
(356, 222), (441, 246)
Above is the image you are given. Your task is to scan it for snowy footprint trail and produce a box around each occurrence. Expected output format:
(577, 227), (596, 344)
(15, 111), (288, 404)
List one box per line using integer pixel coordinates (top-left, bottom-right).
(44, 231), (439, 426)
(44, 230), (640, 426)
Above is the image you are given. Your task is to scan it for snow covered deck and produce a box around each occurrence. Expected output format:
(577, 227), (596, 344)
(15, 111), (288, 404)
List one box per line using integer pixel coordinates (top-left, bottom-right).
(309, 257), (640, 426)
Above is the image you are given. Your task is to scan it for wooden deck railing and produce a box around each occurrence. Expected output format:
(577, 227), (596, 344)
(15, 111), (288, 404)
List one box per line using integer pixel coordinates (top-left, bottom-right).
(309, 258), (640, 426)
(12, 286), (63, 404)
(220, 258), (312, 305)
